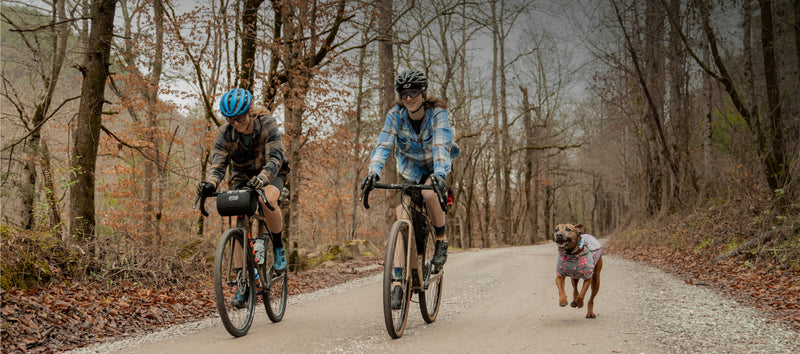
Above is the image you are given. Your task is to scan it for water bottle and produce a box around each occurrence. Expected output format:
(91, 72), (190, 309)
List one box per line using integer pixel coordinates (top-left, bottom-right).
(254, 238), (265, 265)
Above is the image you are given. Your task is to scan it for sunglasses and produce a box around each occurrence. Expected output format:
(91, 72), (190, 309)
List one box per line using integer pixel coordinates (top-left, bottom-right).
(227, 114), (248, 125)
(399, 89), (422, 100)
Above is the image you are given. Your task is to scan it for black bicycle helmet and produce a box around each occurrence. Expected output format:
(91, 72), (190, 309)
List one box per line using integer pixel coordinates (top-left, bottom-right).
(219, 88), (253, 117)
(395, 70), (428, 92)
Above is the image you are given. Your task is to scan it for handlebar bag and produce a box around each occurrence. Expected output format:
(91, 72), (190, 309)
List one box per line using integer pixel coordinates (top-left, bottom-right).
(216, 189), (258, 216)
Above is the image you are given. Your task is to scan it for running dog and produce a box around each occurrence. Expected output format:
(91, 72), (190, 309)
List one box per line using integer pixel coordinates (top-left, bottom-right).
(554, 223), (603, 318)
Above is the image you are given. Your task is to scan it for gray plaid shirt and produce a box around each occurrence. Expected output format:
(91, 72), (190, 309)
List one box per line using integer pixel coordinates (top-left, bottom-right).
(206, 115), (289, 186)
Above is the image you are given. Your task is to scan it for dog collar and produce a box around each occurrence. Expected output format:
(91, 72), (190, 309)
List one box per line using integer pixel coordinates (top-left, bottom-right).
(566, 237), (585, 255)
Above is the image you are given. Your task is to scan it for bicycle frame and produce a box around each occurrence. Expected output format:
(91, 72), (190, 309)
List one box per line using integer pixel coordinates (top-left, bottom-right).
(395, 192), (443, 292)
(363, 182), (446, 291)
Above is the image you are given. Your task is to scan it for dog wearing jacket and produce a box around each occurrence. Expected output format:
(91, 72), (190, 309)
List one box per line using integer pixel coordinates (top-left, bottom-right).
(554, 223), (603, 318)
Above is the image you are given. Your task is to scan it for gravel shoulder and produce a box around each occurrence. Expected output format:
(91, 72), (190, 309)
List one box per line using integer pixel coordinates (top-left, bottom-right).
(66, 243), (800, 353)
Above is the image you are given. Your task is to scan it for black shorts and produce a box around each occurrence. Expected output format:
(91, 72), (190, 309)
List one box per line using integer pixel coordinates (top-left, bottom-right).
(232, 173), (287, 190)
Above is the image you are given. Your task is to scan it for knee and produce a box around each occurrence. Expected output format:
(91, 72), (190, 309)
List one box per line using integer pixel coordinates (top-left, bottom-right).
(264, 186), (281, 207)
(421, 189), (436, 201)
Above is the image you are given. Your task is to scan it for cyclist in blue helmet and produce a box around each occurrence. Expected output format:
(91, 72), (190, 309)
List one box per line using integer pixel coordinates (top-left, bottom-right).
(197, 88), (290, 306)
(360, 70), (460, 309)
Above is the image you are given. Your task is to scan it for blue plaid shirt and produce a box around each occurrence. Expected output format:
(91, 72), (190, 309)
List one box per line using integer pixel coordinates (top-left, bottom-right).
(368, 105), (460, 182)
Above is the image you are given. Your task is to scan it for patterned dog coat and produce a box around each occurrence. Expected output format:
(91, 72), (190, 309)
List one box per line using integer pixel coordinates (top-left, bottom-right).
(556, 234), (603, 280)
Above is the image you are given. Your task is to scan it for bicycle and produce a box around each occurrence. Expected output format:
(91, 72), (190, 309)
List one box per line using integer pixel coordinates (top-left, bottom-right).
(195, 182), (288, 337)
(360, 179), (449, 338)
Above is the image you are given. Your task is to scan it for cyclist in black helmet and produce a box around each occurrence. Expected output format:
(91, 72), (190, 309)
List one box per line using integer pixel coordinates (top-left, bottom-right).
(361, 69), (460, 308)
(197, 88), (290, 307)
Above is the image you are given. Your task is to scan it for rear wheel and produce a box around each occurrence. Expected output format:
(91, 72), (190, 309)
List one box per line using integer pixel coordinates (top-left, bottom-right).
(213, 228), (256, 337)
(419, 224), (443, 323)
(383, 221), (411, 338)
(259, 233), (288, 322)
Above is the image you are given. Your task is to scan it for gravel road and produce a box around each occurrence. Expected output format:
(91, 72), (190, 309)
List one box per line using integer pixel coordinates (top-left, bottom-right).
(67, 243), (800, 353)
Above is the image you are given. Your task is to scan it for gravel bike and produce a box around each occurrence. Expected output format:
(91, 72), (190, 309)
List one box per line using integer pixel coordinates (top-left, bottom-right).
(195, 183), (288, 337)
(360, 179), (449, 338)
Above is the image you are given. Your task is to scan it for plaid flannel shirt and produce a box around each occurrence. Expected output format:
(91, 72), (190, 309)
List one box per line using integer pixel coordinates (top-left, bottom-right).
(206, 115), (288, 186)
(368, 105), (460, 182)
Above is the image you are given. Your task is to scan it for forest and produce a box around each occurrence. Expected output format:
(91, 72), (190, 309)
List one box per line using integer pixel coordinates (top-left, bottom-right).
(1, 0), (799, 350)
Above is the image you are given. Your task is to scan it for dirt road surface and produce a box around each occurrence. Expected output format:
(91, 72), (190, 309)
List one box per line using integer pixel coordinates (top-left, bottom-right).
(72, 243), (800, 353)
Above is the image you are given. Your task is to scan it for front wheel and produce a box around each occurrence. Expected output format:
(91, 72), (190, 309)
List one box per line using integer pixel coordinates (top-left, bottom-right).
(213, 228), (256, 337)
(259, 235), (288, 322)
(383, 221), (411, 338)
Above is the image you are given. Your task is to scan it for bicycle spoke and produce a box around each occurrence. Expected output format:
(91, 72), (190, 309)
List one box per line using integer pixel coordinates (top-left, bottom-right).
(384, 221), (411, 338)
(214, 229), (255, 337)
(419, 217), (443, 323)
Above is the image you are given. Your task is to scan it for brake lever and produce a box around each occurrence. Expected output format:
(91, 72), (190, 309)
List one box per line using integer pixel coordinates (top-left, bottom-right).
(431, 178), (447, 213)
(360, 183), (372, 209)
(194, 194), (209, 217)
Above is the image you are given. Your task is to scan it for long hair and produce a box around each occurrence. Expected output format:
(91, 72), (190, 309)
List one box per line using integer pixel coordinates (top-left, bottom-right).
(249, 105), (272, 117)
(394, 90), (448, 110)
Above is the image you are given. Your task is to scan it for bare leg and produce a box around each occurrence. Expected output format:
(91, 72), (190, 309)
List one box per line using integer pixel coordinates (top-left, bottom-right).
(262, 185), (282, 234)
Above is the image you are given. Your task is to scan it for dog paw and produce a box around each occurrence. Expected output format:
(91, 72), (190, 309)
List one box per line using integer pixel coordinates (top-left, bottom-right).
(570, 301), (577, 308)
(586, 313), (597, 319)
(559, 301), (568, 307)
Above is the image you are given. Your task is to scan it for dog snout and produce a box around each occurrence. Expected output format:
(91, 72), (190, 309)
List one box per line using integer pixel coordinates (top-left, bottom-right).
(555, 233), (569, 242)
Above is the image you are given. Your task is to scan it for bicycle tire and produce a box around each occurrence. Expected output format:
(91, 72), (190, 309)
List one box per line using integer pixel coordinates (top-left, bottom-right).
(259, 235), (288, 322)
(213, 228), (256, 337)
(419, 224), (443, 323)
(383, 220), (412, 338)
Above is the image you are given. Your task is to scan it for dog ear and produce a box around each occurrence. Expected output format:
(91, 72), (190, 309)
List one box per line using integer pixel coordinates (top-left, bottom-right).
(575, 224), (586, 235)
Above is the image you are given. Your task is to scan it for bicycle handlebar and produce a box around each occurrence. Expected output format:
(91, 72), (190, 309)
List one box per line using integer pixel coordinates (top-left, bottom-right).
(194, 182), (275, 217)
(359, 181), (447, 213)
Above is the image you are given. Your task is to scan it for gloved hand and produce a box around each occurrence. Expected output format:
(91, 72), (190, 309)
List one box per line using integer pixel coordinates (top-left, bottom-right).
(431, 173), (446, 194)
(197, 181), (216, 197)
(249, 175), (267, 189)
(360, 171), (379, 191)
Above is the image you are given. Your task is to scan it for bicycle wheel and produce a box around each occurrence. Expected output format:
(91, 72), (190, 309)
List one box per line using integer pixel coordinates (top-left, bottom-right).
(383, 220), (412, 338)
(259, 234), (288, 322)
(419, 224), (443, 323)
(213, 228), (256, 337)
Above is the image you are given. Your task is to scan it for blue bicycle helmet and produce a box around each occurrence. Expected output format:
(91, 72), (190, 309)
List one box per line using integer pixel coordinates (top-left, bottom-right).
(219, 88), (253, 117)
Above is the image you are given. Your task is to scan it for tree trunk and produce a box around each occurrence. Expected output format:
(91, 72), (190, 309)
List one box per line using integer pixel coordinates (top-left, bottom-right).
(19, 0), (69, 231)
(758, 0), (788, 191)
(489, 0), (502, 244)
(240, 0), (265, 90)
(644, 0), (666, 215)
(520, 86), (536, 244)
(377, 0), (397, 227)
(69, 0), (118, 242)
(349, 32), (369, 240)
(143, 0), (165, 241)
(795, 0), (800, 90)
(667, 0), (697, 205)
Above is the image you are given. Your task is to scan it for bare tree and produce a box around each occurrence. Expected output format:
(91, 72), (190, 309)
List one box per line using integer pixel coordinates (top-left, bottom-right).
(267, 0), (351, 244)
(69, 0), (118, 242)
(757, 0), (788, 192)
(1, 0), (71, 234)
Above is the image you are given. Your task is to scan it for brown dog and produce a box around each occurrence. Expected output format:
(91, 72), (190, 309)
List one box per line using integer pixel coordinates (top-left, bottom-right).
(554, 224), (603, 318)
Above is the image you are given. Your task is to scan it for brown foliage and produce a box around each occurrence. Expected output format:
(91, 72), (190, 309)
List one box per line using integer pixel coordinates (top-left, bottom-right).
(606, 196), (800, 332)
(0, 256), (382, 353)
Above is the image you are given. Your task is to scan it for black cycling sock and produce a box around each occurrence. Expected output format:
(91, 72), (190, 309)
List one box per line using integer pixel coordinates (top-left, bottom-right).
(272, 231), (284, 249)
